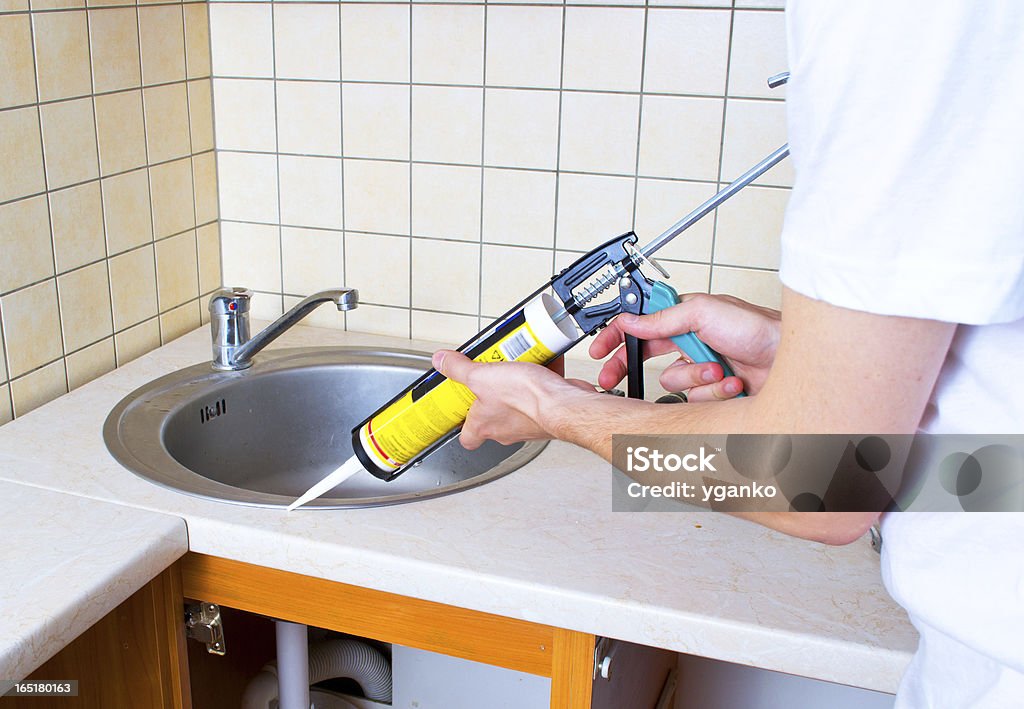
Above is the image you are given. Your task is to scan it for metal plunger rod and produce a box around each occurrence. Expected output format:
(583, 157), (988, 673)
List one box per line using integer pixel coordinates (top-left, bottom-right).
(639, 143), (790, 260)
(550, 143), (790, 325)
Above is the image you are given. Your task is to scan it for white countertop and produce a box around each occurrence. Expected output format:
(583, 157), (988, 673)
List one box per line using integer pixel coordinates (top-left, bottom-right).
(0, 325), (917, 692)
(0, 481), (187, 681)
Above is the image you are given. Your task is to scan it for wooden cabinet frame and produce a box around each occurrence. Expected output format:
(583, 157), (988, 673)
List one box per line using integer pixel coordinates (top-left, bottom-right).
(180, 552), (595, 709)
(18, 566), (191, 709)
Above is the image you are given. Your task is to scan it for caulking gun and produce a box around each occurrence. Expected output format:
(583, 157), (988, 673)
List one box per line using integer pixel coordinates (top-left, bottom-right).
(343, 77), (794, 482)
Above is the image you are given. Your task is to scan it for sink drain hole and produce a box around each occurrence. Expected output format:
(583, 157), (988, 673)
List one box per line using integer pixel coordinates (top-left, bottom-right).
(200, 398), (228, 424)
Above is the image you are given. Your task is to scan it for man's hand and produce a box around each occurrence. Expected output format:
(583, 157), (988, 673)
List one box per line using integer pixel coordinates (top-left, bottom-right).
(590, 294), (781, 400)
(432, 350), (600, 450)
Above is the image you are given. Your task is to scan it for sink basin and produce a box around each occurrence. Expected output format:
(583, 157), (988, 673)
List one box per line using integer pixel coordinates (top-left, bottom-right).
(103, 347), (547, 508)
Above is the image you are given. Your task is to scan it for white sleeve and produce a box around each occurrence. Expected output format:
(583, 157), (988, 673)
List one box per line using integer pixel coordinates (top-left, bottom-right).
(779, 0), (1024, 325)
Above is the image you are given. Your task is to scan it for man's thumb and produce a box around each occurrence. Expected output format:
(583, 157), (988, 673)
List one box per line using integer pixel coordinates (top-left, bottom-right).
(433, 349), (472, 382)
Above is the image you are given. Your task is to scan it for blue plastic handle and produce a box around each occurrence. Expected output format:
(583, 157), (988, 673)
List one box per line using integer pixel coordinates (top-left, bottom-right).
(645, 282), (746, 397)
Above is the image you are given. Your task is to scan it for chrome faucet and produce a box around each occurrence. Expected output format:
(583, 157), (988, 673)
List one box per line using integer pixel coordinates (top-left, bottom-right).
(208, 287), (359, 371)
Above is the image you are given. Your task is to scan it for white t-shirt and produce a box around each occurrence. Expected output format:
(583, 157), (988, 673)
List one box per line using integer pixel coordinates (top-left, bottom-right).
(779, 2), (1024, 706)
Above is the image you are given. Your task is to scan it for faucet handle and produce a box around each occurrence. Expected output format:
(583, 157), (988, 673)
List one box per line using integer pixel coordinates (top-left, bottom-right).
(209, 287), (253, 316)
(209, 288), (254, 370)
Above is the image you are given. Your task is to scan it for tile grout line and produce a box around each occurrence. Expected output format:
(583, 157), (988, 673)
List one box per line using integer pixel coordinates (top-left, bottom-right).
(239, 290), (517, 324)
(85, 3), (118, 388)
(183, 74), (786, 103)
(4, 1), (782, 11)
(142, 145), (782, 184)
(270, 1), (285, 319)
(475, 1), (488, 331)
(202, 147), (793, 188)
(407, 1), (414, 338)
(0, 74), (244, 118)
(708, 1), (738, 294)
(10, 0), (209, 16)
(202, 0), (223, 296)
(629, 0), (649, 238)
(338, 0), (348, 331)
(0, 3), (44, 409)
(135, 1), (165, 351)
(0, 306), (11, 419)
(196, 90), (223, 313)
(182, 1), (204, 336)
(549, 0), (567, 272)
(29, 4), (70, 405)
(214, 215), (779, 274)
(0, 148), (201, 214)
(0, 147), (215, 212)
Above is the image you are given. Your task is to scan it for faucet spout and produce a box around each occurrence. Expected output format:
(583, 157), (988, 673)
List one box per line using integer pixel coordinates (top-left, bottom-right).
(209, 288), (359, 371)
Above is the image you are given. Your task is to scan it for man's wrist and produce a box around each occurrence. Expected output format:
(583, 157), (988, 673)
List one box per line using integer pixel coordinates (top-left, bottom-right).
(539, 387), (608, 451)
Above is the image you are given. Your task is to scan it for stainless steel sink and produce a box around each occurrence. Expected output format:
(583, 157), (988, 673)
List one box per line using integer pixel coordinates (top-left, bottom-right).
(103, 347), (547, 508)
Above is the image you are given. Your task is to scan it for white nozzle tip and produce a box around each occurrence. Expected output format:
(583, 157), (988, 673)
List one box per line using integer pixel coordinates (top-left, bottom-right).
(286, 485), (325, 512)
(285, 455), (365, 512)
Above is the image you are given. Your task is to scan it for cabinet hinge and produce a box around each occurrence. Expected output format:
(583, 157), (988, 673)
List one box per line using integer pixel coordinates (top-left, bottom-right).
(593, 636), (612, 680)
(184, 601), (226, 656)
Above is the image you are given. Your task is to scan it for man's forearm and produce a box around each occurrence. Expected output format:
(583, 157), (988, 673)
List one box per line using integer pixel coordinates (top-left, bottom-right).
(542, 288), (956, 545)
(548, 393), (884, 540)
(546, 393), (880, 545)
(547, 392), (756, 460)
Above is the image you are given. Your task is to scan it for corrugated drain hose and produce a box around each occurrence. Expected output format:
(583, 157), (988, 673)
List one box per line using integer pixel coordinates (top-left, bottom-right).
(241, 638), (392, 708)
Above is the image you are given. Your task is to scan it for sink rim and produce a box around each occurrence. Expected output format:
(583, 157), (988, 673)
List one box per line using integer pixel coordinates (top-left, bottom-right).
(103, 346), (547, 509)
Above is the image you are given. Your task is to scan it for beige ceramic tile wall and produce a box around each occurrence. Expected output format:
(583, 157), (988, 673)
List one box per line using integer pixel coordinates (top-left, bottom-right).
(211, 0), (788, 345)
(0, 0), (218, 422)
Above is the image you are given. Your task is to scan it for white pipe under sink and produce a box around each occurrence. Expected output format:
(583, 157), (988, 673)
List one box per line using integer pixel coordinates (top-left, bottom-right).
(275, 621), (310, 709)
